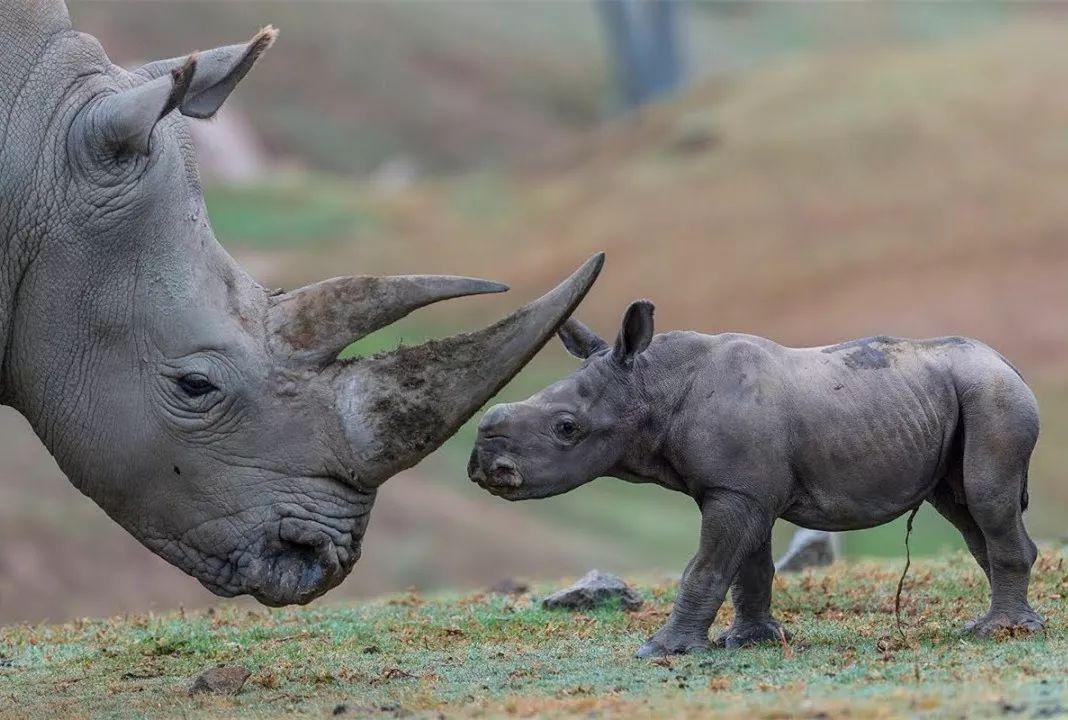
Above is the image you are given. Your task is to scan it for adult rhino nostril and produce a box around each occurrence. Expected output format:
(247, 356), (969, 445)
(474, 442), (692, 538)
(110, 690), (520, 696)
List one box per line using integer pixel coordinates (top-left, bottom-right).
(261, 519), (344, 605)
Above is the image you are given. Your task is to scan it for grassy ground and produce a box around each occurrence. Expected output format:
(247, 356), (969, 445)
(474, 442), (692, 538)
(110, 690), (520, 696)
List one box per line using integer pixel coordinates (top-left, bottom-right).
(2, 550), (1065, 719)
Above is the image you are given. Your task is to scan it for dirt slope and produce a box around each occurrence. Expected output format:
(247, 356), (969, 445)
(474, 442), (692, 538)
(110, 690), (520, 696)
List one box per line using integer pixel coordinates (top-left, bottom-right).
(298, 20), (1068, 381)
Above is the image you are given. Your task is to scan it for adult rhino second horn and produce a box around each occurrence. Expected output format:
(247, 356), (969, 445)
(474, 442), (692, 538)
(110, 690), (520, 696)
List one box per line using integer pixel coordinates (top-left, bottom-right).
(269, 274), (509, 367)
(334, 252), (605, 487)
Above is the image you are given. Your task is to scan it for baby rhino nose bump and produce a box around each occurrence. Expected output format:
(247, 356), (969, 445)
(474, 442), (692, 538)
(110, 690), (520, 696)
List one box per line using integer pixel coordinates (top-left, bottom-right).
(479, 404), (514, 436)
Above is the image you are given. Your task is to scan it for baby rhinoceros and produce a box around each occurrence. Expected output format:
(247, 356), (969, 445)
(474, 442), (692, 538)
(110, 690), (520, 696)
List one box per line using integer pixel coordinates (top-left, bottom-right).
(468, 300), (1045, 657)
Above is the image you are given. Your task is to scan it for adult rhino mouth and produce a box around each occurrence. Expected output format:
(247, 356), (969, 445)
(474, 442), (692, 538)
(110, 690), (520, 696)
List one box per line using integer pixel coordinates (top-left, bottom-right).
(197, 520), (362, 606)
(180, 476), (373, 606)
(254, 516), (359, 606)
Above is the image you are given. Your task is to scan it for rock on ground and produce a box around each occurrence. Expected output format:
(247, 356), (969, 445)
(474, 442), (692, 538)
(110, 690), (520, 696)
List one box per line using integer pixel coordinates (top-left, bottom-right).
(775, 529), (840, 573)
(188, 665), (251, 695)
(542, 570), (642, 611)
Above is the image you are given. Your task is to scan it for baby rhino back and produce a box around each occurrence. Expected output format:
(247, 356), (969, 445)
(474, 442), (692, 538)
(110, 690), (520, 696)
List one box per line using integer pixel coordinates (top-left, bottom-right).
(663, 333), (1017, 530)
(781, 336), (1000, 529)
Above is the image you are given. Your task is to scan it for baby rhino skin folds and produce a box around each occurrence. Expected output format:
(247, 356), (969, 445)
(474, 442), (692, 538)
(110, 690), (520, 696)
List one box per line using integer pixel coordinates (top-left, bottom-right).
(0, 0), (603, 606)
(470, 300), (1045, 656)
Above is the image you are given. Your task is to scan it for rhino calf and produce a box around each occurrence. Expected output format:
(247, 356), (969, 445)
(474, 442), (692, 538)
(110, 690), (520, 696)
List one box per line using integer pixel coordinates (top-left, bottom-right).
(469, 300), (1045, 657)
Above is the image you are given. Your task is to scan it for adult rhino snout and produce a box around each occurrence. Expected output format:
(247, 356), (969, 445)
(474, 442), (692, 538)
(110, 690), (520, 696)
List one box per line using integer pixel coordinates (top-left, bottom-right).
(242, 518), (356, 607)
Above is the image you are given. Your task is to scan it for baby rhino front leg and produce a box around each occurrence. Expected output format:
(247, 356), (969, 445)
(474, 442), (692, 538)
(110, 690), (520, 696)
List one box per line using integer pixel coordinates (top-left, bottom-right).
(636, 493), (776, 658)
(715, 541), (790, 648)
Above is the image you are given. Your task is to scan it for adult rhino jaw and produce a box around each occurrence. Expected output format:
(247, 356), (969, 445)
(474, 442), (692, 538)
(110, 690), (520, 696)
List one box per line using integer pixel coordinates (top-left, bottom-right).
(332, 253), (605, 487)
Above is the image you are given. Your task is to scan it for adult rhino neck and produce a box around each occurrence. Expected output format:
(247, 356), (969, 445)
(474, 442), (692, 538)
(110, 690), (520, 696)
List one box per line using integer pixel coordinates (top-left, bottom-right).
(0, 2), (71, 90)
(0, 0), (73, 175)
(0, 1), (70, 54)
(0, 1), (72, 402)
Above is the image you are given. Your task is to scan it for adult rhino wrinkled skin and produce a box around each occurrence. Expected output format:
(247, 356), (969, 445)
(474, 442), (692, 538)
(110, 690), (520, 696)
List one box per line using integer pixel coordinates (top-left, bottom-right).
(0, 1), (603, 606)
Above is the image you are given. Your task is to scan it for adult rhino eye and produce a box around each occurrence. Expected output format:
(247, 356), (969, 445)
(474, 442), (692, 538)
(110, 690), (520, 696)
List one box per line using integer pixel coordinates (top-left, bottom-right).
(176, 373), (217, 398)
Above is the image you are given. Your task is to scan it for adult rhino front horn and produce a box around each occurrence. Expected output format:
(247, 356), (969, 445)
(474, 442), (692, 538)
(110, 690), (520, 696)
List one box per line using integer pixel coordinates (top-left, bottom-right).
(0, 2), (604, 606)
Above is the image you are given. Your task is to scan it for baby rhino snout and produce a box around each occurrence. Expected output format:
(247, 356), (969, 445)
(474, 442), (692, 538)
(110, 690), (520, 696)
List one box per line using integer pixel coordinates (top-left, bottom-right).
(468, 447), (523, 491)
(470, 405), (524, 492)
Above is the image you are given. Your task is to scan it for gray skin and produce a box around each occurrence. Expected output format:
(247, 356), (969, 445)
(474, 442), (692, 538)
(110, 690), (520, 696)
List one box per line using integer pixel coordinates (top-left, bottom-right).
(470, 300), (1045, 657)
(0, 1), (603, 607)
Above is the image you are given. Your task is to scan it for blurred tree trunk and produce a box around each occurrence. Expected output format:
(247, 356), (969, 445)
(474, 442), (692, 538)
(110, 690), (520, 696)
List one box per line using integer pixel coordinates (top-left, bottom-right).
(599, 0), (689, 111)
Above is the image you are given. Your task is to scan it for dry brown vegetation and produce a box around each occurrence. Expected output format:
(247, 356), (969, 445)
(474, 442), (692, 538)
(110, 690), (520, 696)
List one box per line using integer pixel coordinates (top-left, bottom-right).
(3, 551), (1066, 719)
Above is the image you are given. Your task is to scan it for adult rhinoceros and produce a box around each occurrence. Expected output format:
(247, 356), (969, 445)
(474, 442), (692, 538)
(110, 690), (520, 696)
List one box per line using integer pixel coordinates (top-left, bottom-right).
(0, 1), (602, 606)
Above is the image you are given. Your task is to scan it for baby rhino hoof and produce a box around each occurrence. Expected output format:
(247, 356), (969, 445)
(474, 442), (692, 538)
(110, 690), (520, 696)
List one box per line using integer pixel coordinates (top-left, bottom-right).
(715, 620), (790, 649)
(963, 609), (1046, 638)
(635, 634), (711, 659)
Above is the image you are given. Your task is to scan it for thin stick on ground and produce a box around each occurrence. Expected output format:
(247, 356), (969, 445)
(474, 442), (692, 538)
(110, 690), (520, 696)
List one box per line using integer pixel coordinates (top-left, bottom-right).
(895, 504), (921, 643)
(777, 626), (793, 659)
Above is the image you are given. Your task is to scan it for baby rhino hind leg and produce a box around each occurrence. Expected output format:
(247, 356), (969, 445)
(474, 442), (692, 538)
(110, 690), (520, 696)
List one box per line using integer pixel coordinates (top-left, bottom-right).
(958, 373), (1045, 637)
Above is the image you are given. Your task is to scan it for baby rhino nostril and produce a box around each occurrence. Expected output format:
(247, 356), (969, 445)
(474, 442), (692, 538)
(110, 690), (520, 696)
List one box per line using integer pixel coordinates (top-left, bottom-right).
(467, 447), (486, 483)
(489, 457), (522, 488)
(491, 457), (515, 472)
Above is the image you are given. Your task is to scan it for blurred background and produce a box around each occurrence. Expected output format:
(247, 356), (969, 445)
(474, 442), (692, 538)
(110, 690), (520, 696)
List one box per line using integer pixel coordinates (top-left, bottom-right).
(2, 1), (1066, 625)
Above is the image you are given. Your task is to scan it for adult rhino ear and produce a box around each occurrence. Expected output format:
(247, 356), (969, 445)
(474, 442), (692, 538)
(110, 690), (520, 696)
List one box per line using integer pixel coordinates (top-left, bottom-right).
(557, 318), (608, 359)
(613, 300), (655, 366)
(87, 27), (275, 157)
(134, 26), (277, 120)
(88, 56), (196, 156)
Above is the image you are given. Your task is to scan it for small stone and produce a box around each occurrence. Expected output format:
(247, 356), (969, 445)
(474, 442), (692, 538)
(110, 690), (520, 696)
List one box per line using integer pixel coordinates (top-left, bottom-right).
(775, 529), (840, 573)
(542, 570), (642, 611)
(188, 665), (251, 695)
(488, 577), (529, 595)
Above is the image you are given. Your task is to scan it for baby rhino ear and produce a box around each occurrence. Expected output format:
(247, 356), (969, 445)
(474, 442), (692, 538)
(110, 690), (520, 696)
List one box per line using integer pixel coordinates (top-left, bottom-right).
(557, 318), (608, 359)
(613, 300), (655, 366)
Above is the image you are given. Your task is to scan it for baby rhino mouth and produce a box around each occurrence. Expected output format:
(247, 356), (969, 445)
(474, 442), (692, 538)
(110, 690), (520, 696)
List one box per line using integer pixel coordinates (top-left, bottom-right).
(468, 445), (524, 495)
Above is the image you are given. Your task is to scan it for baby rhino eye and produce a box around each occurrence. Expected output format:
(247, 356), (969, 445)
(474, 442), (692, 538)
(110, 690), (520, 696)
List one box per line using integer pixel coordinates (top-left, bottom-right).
(552, 416), (580, 442)
(176, 373), (217, 398)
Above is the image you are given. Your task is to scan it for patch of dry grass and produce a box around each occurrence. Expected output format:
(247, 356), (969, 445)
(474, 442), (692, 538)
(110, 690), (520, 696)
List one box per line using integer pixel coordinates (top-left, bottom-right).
(2, 550), (1065, 719)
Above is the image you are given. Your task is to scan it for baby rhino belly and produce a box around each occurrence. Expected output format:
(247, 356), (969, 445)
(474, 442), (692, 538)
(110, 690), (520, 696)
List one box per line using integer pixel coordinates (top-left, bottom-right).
(783, 371), (956, 531)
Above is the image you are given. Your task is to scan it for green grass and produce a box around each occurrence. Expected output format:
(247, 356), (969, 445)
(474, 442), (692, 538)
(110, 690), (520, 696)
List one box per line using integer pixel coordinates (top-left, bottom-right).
(2, 550), (1064, 719)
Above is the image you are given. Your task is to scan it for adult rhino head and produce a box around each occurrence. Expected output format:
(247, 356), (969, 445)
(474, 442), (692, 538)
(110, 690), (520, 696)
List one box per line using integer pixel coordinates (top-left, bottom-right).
(0, 2), (603, 606)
